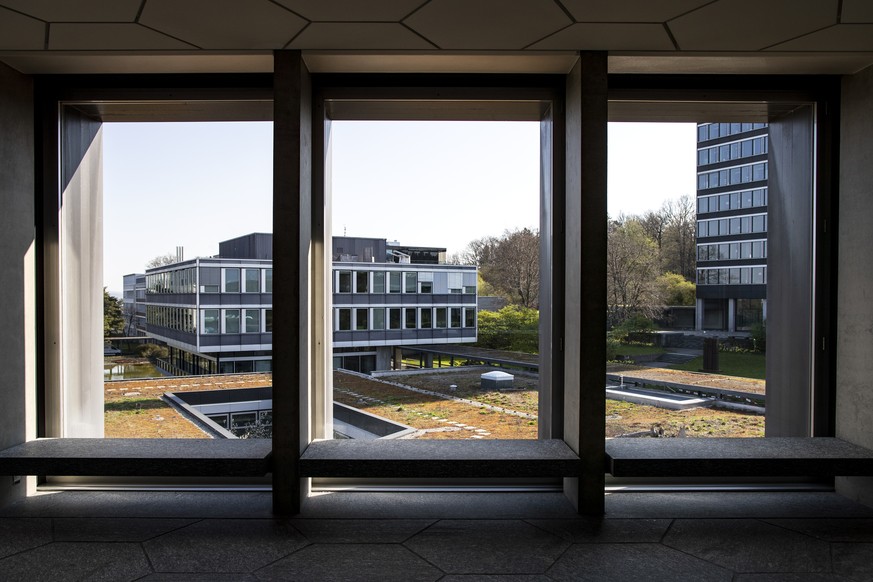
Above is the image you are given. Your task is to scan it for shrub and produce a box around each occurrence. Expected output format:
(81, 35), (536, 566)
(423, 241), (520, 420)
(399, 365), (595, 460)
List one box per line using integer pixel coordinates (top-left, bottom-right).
(605, 337), (620, 361)
(750, 322), (766, 353)
(610, 314), (655, 342)
(137, 343), (168, 360)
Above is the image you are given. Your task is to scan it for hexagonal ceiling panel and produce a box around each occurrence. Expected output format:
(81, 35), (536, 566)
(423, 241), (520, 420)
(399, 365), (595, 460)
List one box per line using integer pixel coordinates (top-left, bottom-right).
(48, 23), (194, 50)
(530, 23), (675, 50)
(404, 0), (572, 49)
(669, 0), (839, 51)
(0, 0), (140, 22)
(140, 0), (306, 50)
(289, 23), (435, 50)
(842, 0), (873, 23)
(559, 0), (711, 23)
(0, 7), (44, 50)
(767, 24), (873, 51)
(274, 0), (426, 22)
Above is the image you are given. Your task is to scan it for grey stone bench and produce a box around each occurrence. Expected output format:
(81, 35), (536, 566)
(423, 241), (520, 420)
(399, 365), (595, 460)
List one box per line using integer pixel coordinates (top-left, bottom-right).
(0, 438), (273, 477)
(606, 437), (873, 478)
(299, 439), (583, 478)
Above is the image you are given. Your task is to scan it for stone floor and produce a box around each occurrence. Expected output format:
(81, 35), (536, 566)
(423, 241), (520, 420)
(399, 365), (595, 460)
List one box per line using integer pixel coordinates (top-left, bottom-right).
(0, 489), (872, 581)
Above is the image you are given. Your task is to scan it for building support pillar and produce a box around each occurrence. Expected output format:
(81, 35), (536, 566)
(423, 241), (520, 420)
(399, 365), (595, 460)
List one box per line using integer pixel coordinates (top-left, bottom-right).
(695, 298), (705, 331)
(564, 52), (607, 515)
(272, 50), (312, 515)
(727, 298), (736, 332)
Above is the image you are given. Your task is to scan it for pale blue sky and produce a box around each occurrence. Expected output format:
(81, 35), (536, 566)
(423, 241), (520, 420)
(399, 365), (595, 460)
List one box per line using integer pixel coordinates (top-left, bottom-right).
(103, 121), (695, 295)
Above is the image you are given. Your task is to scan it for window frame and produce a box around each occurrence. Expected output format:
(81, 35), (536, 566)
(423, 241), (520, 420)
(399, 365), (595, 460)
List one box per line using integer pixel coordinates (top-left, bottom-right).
(34, 61), (840, 516)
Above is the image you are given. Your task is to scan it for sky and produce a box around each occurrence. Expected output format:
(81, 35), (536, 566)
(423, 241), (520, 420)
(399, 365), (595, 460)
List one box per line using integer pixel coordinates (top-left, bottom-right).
(103, 121), (696, 295)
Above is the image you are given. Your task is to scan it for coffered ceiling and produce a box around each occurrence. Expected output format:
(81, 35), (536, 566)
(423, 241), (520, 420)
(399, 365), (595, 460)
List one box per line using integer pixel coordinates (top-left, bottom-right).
(0, 0), (871, 74)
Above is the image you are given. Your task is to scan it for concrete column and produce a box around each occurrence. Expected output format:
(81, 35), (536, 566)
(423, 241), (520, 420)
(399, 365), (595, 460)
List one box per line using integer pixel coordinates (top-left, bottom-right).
(424, 353), (434, 369)
(727, 298), (736, 332)
(393, 346), (403, 370)
(272, 50), (312, 516)
(0, 62), (34, 508)
(761, 299), (767, 322)
(564, 52), (608, 515)
(836, 64), (873, 507)
(695, 298), (705, 331)
(375, 347), (392, 371)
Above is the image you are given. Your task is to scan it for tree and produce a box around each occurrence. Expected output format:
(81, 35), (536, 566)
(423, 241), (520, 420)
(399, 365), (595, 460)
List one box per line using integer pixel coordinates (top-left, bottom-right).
(660, 195), (697, 280)
(475, 305), (539, 353)
(103, 288), (125, 337)
(480, 228), (540, 308)
(453, 235), (498, 267)
(146, 252), (178, 269)
(656, 272), (696, 306)
(606, 219), (662, 328)
(639, 209), (668, 251)
(123, 302), (139, 336)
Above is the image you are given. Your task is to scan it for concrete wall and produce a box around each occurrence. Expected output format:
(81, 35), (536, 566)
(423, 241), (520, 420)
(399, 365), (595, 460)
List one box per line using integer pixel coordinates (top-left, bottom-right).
(0, 62), (35, 507)
(836, 64), (873, 506)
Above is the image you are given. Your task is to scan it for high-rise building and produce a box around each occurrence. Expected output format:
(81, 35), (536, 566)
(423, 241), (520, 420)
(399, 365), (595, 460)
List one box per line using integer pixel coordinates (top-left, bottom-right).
(695, 122), (769, 332)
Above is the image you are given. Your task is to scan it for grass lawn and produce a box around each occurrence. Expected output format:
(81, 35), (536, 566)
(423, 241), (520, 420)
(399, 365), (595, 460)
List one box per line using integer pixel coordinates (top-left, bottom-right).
(670, 350), (766, 380)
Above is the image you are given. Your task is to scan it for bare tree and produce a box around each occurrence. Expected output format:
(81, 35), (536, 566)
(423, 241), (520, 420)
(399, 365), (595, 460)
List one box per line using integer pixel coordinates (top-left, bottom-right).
(639, 209), (668, 252)
(606, 219), (663, 327)
(661, 195), (697, 280)
(481, 228), (540, 309)
(456, 235), (499, 267)
(123, 302), (139, 336)
(146, 252), (178, 269)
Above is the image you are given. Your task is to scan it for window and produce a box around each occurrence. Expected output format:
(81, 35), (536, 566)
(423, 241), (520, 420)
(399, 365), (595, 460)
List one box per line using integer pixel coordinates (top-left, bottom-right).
(404, 308), (417, 329)
(372, 308), (385, 330)
(264, 269), (273, 293)
(436, 307), (447, 328)
(337, 270), (351, 293)
(355, 271), (368, 293)
(224, 268), (240, 293)
(244, 268), (260, 293)
(388, 271), (401, 293)
(373, 271), (385, 293)
(450, 307), (462, 328)
(388, 307), (401, 330)
(224, 309), (240, 334)
(420, 308), (432, 329)
(404, 272), (417, 293)
(464, 308), (475, 328)
(200, 267), (220, 293)
(265, 309), (273, 332)
(355, 308), (368, 331)
(244, 309), (260, 333)
(337, 308), (351, 331)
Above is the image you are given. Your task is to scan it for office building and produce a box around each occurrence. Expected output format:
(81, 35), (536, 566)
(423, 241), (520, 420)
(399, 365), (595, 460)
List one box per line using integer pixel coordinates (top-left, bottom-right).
(142, 233), (477, 375)
(695, 122), (769, 331)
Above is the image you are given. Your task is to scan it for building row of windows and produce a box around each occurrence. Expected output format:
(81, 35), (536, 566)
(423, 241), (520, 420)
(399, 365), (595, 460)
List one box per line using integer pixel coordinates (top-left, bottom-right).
(202, 308), (273, 335)
(216, 267), (273, 294)
(147, 267), (274, 294)
(334, 269), (476, 295)
(697, 266), (767, 286)
(697, 122), (767, 143)
(698, 161), (768, 191)
(697, 239), (767, 261)
(147, 267), (197, 294)
(697, 135), (768, 166)
(146, 305), (196, 333)
(335, 306), (476, 332)
(697, 213), (767, 238)
(697, 188), (768, 214)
